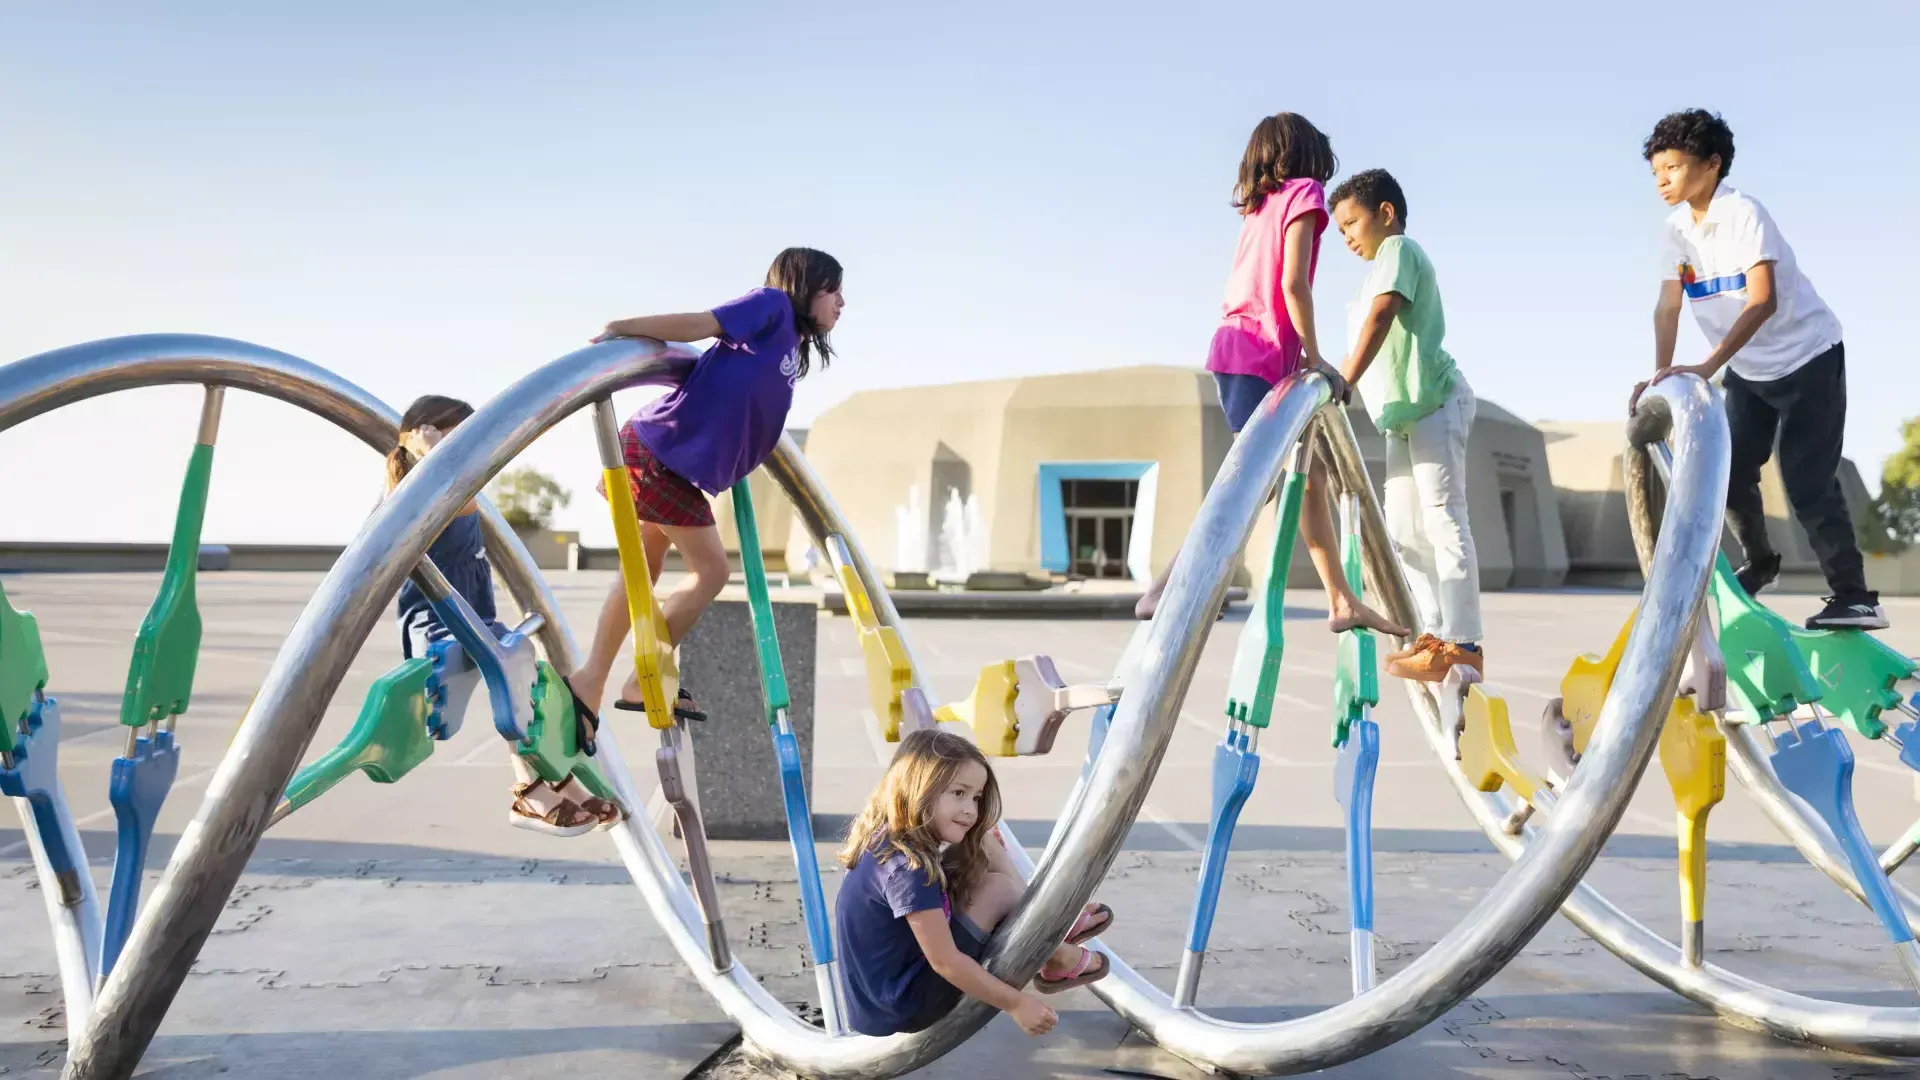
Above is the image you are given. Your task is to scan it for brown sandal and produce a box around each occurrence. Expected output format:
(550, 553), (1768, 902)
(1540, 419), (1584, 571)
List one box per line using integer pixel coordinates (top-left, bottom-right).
(554, 777), (624, 831)
(508, 781), (600, 838)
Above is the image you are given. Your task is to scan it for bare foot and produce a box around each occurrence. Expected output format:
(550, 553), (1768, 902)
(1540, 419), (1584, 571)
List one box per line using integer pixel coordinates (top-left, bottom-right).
(1134, 591), (1159, 620)
(1328, 598), (1410, 638)
(566, 674), (606, 717)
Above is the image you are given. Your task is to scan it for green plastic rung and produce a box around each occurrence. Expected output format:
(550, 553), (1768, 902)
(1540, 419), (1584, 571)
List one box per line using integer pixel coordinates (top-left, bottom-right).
(121, 442), (213, 727)
(1792, 627), (1914, 740)
(518, 661), (614, 802)
(1709, 553), (1822, 722)
(0, 581), (49, 754)
(729, 480), (790, 720)
(1224, 471), (1306, 729)
(281, 658), (436, 814)
(1331, 512), (1379, 747)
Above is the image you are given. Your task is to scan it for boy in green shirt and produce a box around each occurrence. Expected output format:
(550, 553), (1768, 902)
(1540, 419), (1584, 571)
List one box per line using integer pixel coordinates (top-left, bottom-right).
(1329, 169), (1484, 681)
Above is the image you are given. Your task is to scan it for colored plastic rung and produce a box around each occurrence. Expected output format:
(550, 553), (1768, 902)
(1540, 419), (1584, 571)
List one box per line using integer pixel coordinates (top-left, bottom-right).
(1184, 728), (1261, 954)
(1458, 687), (1544, 804)
(729, 481), (792, 719)
(0, 581), (49, 755)
(1658, 696), (1724, 930)
(420, 582), (542, 743)
(424, 638), (482, 741)
(120, 443), (213, 728)
(1332, 629), (1379, 749)
(518, 661), (615, 803)
(280, 659), (437, 816)
(1769, 718), (1915, 946)
(1788, 623), (1914, 741)
(605, 465), (679, 730)
(1334, 716), (1380, 935)
(935, 660), (1022, 757)
(830, 538), (919, 742)
(1557, 616), (1634, 760)
(0, 696), (87, 906)
(1224, 470), (1307, 730)
(1010, 655), (1116, 756)
(1079, 703), (1114, 783)
(101, 728), (182, 978)
(1710, 554), (1821, 722)
(657, 728), (732, 971)
(773, 724), (834, 965)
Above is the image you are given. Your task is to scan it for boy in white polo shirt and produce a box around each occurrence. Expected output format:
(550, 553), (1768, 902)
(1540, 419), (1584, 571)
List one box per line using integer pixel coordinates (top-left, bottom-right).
(1634, 109), (1884, 631)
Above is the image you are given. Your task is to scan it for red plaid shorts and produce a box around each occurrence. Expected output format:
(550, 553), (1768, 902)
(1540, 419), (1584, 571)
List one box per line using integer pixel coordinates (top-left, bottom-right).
(595, 425), (715, 528)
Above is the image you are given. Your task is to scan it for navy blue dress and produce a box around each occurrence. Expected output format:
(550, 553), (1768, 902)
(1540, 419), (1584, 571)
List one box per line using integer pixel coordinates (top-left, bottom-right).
(395, 512), (505, 658)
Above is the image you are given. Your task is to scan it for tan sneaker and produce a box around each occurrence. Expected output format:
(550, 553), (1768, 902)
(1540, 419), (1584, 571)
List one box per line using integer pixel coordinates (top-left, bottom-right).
(1386, 638), (1484, 683)
(1386, 632), (1438, 663)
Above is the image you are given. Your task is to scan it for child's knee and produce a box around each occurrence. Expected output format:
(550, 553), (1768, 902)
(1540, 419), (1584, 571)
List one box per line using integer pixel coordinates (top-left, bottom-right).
(966, 871), (1023, 932)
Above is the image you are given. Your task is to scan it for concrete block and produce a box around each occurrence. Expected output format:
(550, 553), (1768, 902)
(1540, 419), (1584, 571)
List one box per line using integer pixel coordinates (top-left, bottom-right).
(678, 598), (817, 840)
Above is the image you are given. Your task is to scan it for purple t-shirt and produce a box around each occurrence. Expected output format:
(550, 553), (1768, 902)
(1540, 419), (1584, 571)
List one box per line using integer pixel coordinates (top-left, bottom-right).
(627, 287), (801, 494)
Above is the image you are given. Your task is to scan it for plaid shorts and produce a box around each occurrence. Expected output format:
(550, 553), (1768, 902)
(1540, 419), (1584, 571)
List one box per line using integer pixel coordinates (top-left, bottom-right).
(595, 425), (715, 528)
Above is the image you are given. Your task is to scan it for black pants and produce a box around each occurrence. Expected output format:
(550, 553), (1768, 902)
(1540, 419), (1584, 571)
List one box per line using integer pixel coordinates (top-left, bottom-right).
(1722, 341), (1865, 597)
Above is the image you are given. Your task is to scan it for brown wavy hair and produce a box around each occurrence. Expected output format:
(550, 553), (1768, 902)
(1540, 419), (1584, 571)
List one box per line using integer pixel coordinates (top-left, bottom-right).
(385, 395), (474, 489)
(837, 728), (1002, 909)
(1232, 112), (1337, 216)
(765, 247), (841, 380)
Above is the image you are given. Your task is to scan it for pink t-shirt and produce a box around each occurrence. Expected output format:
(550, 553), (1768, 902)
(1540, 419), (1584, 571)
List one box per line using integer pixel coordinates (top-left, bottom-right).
(1205, 178), (1328, 385)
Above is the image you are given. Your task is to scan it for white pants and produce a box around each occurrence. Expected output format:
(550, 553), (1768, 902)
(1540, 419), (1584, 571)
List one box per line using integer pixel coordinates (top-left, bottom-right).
(1383, 375), (1482, 644)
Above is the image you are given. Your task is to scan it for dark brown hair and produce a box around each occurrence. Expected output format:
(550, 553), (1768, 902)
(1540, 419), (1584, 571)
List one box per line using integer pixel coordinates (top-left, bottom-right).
(765, 247), (842, 379)
(1233, 113), (1337, 216)
(386, 394), (474, 489)
(1643, 109), (1735, 182)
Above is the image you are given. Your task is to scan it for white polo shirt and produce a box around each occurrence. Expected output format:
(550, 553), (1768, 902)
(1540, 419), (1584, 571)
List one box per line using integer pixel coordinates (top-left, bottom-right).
(1660, 184), (1842, 382)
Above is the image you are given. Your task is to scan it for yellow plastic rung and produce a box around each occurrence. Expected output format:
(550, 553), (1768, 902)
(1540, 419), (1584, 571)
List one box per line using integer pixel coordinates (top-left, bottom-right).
(934, 660), (1021, 757)
(834, 548), (917, 743)
(1458, 687), (1543, 804)
(604, 466), (678, 730)
(1559, 616), (1634, 758)
(1659, 695), (1725, 924)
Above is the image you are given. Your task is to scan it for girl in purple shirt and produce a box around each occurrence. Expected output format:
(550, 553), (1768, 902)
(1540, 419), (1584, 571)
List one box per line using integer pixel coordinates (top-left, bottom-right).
(564, 248), (843, 736)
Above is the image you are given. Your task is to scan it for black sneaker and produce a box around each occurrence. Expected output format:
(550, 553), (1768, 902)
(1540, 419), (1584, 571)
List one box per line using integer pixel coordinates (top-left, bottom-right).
(1805, 593), (1889, 631)
(1735, 552), (1782, 597)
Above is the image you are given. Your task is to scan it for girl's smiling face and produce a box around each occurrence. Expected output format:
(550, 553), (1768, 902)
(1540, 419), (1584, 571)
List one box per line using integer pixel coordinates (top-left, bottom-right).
(930, 759), (988, 845)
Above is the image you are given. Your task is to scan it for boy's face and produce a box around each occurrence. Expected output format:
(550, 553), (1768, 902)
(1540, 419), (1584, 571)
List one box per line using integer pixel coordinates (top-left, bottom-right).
(1332, 198), (1396, 261)
(1649, 149), (1722, 207)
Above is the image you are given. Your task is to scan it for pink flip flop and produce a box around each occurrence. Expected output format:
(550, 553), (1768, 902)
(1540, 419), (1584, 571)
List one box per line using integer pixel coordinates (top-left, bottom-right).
(1034, 946), (1109, 994)
(1066, 902), (1114, 946)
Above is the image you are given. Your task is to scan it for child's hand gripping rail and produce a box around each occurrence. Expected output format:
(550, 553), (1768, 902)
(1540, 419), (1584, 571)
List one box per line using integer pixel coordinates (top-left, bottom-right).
(826, 534), (934, 741)
(595, 400), (726, 971)
(1173, 468), (1308, 1009)
(730, 479), (845, 1030)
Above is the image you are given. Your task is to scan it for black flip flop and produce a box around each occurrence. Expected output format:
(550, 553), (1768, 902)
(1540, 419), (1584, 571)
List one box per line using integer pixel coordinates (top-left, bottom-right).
(561, 678), (600, 756)
(613, 687), (707, 723)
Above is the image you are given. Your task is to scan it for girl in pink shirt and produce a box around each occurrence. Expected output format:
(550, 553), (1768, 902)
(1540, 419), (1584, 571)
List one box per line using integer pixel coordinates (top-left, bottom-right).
(1139, 113), (1405, 639)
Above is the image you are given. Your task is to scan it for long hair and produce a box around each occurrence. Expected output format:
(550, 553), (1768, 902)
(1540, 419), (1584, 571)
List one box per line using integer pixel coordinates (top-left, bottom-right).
(1232, 112), (1337, 216)
(765, 247), (842, 380)
(837, 728), (1002, 909)
(386, 394), (475, 489)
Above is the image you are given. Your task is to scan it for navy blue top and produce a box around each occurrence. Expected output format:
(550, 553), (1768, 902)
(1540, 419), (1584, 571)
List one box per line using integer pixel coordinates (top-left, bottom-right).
(834, 845), (952, 1036)
(395, 512), (500, 658)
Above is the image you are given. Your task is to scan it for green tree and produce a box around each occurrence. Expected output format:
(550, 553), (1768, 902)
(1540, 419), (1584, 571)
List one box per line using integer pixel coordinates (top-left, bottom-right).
(489, 467), (571, 532)
(1861, 418), (1920, 554)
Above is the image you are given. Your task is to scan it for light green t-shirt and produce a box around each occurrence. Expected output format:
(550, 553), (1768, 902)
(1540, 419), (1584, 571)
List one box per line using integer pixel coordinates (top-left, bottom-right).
(1347, 234), (1457, 435)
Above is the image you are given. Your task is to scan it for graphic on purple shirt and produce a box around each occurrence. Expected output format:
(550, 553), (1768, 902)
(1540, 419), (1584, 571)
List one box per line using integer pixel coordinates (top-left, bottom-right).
(626, 286), (801, 495)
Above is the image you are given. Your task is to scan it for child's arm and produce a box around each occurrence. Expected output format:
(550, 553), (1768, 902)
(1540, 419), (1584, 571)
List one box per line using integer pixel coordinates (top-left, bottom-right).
(1340, 291), (1405, 387)
(594, 312), (723, 344)
(1653, 262), (1778, 385)
(903, 910), (1057, 1035)
(1279, 214), (1349, 402)
(1632, 280), (1686, 411)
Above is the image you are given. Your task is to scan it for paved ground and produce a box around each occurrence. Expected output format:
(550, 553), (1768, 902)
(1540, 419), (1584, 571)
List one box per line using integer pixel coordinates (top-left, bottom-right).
(5, 570), (1920, 1079)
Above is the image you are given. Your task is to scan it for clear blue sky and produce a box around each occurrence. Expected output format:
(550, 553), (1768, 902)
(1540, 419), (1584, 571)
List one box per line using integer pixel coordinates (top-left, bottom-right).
(3, 2), (1915, 547)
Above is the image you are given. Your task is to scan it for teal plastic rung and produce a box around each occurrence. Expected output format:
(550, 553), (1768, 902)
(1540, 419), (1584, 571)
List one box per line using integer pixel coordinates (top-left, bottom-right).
(1224, 471), (1306, 729)
(1709, 553), (1821, 722)
(0, 581), (49, 754)
(729, 480), (790, 719)
(518, 661), (615, 802)
(281, 659), (436, 814)
(121, 442), (213, 727)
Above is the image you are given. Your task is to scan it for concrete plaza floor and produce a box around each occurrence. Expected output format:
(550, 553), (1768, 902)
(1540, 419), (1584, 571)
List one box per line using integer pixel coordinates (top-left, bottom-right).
(5, 570), (1920, 1078)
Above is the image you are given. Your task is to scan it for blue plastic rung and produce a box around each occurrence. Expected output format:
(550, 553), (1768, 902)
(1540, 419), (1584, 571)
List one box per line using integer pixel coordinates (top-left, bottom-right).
(0, 696), (87, 900)
(1079, 703), (1114, 783)
(100, 728), (182, 977)
(772, 725), (834, 966)
(424, 637), (483, 741)
(420, 587), (536, 743)
(1333, 716), (1380, 934)
(1898, 718), (1920, 774)
(1183, 729), (1260, 953)
(1770, 718), (1915, 945)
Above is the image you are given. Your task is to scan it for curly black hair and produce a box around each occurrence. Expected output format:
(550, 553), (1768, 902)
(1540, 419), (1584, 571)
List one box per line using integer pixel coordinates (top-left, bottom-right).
(1328, 169), (1408, 224)
(1642, 109), (1735, 180)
